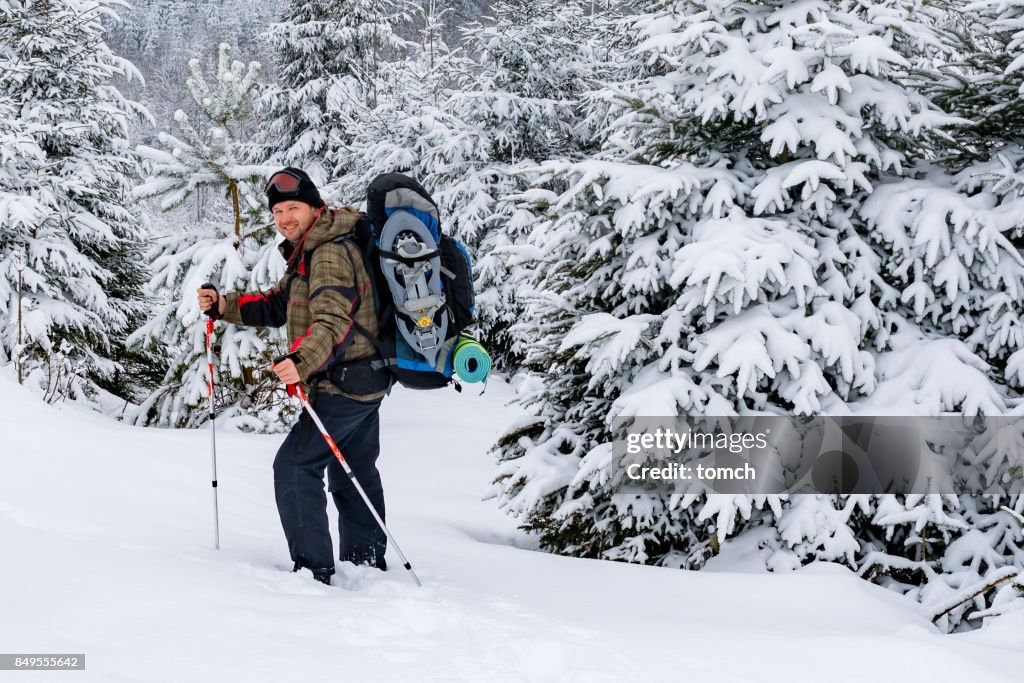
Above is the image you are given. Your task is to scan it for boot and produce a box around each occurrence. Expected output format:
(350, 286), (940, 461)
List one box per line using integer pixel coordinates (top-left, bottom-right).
(294, 558), (333, 585)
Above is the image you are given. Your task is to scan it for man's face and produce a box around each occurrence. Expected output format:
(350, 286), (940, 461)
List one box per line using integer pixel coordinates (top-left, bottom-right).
(272, 201), (319, 242)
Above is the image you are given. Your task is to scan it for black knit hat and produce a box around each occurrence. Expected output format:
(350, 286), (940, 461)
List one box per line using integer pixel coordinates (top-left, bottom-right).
(265, 167), (325, 211)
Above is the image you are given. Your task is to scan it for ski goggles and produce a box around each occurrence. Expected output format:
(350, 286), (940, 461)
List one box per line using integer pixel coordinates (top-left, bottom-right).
(264, 170), (303, 196)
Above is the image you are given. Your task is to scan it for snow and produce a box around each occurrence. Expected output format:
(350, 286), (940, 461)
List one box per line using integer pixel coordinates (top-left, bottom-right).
(1, 370), (1022, 681)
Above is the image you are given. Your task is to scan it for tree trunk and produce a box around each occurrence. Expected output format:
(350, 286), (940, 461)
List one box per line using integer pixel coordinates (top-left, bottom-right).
(229, 179), (241, 246)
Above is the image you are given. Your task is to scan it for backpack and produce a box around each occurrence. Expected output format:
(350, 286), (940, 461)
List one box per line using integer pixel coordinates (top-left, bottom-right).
(341, 172), (476, 391)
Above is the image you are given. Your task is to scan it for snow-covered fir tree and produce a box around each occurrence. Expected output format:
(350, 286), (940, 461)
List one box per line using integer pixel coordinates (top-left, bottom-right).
(0, 0), (152, 403)
(331, 0), (471, 198)
(863, 0), (1024, 630)
(129, 43), (285, 430)
(489, 0), (1024, 631)
(262, 0), (411, 183)
(447, 0), (598, 366)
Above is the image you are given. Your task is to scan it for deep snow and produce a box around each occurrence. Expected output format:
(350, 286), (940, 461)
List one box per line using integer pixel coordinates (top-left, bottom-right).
(0, 371), (1021, 682)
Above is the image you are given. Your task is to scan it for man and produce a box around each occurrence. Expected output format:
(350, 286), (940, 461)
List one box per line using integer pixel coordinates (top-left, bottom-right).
(197, 167), (391, 585)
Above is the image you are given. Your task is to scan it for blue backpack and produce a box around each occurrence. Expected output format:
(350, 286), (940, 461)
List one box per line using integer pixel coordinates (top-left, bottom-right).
(345, 173), (476, 390)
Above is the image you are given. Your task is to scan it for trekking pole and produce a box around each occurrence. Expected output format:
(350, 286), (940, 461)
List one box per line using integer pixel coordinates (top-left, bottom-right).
(202, 283), (221, 550)
(273, 355), (422, 587)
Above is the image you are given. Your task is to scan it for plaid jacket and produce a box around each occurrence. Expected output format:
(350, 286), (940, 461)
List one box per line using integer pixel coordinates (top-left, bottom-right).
(222, 206), (385, 402)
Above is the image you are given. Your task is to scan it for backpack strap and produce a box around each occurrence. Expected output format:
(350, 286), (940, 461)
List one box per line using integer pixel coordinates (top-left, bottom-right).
(330, 230), (398, 371)
(352, 319), (397, 372)
(377, 247), (440, 266)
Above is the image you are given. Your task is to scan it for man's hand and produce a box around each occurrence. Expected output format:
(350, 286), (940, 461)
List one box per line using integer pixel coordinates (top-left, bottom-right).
(197, 287), (225, 317)
(270, 357), (301, 386)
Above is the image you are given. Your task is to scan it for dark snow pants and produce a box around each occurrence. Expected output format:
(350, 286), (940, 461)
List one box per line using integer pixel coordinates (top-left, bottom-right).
(273, 392), (387, 576)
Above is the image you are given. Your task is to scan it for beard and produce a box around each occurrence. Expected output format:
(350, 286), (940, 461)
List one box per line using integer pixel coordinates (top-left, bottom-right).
(279, 222), (302, 239)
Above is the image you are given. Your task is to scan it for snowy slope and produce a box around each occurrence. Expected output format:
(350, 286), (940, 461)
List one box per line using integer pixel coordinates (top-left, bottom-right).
(0, 372), (1021, 682)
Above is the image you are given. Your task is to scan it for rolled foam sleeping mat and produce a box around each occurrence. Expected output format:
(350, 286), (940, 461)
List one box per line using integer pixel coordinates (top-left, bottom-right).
(453, 336), (491, 383)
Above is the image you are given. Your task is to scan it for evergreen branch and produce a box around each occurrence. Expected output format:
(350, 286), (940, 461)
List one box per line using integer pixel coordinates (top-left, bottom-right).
(929, 566), (1023, 623)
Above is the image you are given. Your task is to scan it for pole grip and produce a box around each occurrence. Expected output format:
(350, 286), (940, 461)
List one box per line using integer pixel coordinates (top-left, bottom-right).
(200, 282), (220, 320)
(271, 354), (297, 396)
